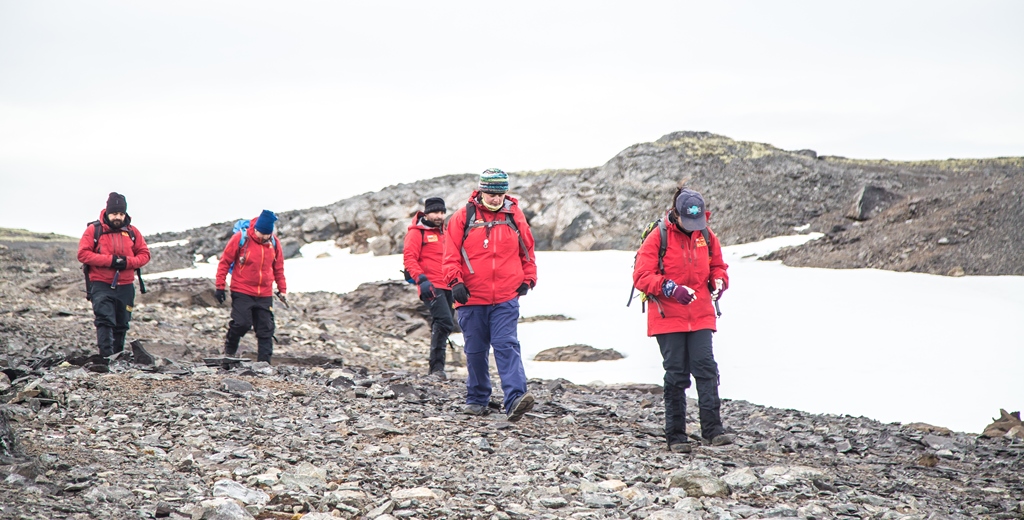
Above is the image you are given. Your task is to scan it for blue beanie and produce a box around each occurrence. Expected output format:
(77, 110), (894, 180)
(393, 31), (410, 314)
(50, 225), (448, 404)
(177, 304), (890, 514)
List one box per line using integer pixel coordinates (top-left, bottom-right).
(254, 210), (277, 234)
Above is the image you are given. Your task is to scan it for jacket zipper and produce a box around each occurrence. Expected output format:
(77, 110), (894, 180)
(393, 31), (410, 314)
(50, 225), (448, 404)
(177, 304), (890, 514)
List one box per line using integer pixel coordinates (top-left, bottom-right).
(258, 242), (266, 296)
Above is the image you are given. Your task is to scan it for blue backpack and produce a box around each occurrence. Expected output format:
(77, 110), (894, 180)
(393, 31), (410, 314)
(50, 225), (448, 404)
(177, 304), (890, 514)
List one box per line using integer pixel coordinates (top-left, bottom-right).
(228, 219), (277, 274)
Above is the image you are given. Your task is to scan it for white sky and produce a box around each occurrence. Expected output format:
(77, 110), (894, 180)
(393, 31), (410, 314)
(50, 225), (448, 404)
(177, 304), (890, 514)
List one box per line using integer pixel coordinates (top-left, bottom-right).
(154, 236), (1024, 434)
(2, 1), (1023, 237)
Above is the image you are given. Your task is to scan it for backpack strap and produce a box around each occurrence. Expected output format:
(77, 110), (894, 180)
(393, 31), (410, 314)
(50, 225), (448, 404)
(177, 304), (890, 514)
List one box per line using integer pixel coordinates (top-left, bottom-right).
(460, 202), (530, 275)
(656, 219), (668, 274)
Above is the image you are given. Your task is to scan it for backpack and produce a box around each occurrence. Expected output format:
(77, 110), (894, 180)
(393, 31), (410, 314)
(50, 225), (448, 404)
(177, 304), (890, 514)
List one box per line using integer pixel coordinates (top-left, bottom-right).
(228, 219), (277, 274)
(82, 220), (146, 299)
(627, 217), (711, 315)
(460, 201), (531, 275)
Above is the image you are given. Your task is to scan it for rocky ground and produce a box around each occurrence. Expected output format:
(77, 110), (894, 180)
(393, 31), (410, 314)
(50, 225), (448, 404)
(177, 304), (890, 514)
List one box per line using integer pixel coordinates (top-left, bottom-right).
(3, 227), (1024, 519)
(145, 131), (1024, 276)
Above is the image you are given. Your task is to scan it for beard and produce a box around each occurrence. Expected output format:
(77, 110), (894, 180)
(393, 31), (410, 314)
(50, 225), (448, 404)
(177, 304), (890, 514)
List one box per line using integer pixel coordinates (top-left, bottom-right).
(107, 217), (125, 228)
(423, 216), (444, 227)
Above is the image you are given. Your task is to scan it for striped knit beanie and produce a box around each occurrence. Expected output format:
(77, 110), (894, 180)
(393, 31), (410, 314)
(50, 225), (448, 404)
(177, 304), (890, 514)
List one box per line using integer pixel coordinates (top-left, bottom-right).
(479, 168), (509, 194)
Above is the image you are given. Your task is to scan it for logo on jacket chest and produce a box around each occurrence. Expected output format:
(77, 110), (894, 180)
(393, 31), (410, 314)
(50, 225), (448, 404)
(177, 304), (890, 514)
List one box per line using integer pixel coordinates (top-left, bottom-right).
(695, 235), (708, 248)
(426, 234), (439, 243)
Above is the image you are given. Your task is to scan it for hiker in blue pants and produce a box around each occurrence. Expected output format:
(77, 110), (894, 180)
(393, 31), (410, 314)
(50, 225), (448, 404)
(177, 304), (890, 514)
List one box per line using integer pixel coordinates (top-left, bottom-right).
(441, 169), (538, 421)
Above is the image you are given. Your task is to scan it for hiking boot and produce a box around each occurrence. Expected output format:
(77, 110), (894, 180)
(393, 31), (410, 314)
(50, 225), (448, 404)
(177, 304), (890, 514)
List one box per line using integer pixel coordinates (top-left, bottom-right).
(428, 370), (448, 381)
(506, 392), (535, 422)
(463, 404), (489, 416)
(669, 442), (692, 454)
(710, 434), (736, 447)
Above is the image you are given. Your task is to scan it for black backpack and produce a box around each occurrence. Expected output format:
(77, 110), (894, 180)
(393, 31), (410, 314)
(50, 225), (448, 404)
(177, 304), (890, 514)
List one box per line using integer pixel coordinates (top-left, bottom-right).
(627, 218), (711, 314)
(459, 201), (531, 275)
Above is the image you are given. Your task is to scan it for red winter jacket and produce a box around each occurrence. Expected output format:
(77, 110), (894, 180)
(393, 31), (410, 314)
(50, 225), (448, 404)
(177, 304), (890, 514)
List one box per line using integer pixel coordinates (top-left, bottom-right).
(632, 213), (729, 336)
(403, 212), (445, 286)
(215, 217), (287, 298)
(77, 210), (151, 285)
(442, 192), (537, 307)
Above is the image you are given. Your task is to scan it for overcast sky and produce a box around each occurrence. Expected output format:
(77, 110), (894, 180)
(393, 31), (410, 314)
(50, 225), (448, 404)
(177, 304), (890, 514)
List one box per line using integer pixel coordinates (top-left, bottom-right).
(2, 1), (1022, 237)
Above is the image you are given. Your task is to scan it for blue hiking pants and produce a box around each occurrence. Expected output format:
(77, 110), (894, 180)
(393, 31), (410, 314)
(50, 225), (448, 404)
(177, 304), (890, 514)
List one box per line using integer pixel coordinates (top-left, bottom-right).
(458, 298), (528, 414)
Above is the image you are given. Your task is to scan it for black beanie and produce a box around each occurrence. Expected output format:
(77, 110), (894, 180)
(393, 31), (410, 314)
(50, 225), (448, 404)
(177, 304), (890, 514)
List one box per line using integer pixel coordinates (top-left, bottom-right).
(106, 192), (127, 214)
(424, 197), (446, 214)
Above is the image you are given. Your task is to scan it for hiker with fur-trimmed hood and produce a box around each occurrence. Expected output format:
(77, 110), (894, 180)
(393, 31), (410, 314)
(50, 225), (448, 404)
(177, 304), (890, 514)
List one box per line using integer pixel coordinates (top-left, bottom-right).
(215, 210), (287, 364)
(442, 169), (538, 422)
(403, 197), (455, 377)
(632, 187), (733, 453)
(77, 192), (150, 357)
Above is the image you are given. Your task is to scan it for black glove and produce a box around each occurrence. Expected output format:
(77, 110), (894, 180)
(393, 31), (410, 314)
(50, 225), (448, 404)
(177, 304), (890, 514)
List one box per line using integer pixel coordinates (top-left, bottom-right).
(516, 282), (530, 296)
(214, 289), (226, 305)
(417, 275), (436, 302)
(452, 283), (470, 305)
(110, 255), (127, 269)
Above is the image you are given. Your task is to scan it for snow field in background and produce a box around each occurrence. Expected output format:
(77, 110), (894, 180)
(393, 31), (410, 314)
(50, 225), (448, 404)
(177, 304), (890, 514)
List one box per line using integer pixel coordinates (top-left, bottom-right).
(152, 235), (1024, 433)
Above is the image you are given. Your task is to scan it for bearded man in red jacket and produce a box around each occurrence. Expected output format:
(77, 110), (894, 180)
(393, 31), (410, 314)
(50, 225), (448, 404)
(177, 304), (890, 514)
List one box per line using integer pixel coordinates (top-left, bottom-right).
(215, 210), (287, 364)
(77, 192), (151, 357)
(442, 169), (538, 422)
(403, 197), (454, 378)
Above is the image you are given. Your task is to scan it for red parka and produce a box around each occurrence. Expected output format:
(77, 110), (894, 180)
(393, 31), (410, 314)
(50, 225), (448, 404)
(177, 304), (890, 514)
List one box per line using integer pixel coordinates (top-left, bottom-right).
(632, 212), (729, 336)
(402, 212), (445, 286)
(77, 210), (150, 285)
(215, 217), (287, 298)
(442, 192), (537, 307)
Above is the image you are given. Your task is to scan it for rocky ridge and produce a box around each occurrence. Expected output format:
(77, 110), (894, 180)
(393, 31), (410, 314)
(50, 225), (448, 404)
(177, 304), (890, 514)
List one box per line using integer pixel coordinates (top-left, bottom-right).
(146, 132), (1024, 276)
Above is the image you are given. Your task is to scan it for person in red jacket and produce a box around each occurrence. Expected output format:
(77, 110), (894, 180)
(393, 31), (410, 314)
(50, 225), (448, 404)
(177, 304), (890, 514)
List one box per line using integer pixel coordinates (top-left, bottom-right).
(215, 210), (287, 363)
(632, 187), (733, 453)
(442, 169), (538, 421)
(77, 192), (151, 357)
(403, 197), (454, 378)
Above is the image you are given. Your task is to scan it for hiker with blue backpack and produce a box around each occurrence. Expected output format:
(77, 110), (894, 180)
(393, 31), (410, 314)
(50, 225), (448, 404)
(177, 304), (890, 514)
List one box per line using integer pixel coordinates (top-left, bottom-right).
(403, 197), (455, 378)
(215, 210), (287, 364)
(442, 169), (538, 422)
(632, 187), (733, 453)
(77, 192), (151, 358)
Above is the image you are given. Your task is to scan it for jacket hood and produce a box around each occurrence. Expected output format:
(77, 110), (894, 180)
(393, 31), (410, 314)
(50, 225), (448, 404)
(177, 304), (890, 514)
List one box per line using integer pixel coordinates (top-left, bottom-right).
(99, 209), (132, 230)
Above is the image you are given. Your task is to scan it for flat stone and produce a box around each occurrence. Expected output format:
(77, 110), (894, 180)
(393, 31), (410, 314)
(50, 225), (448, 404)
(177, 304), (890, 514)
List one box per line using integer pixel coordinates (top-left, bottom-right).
(539, 497), (568, 509)
(597, 479), (627, 492)
(666, 470), (730, 498)
(221, 378), (254, 394)
(722, 467), (759, 489)
(390, 487), (437, 501)
(212, 479), (269, 506)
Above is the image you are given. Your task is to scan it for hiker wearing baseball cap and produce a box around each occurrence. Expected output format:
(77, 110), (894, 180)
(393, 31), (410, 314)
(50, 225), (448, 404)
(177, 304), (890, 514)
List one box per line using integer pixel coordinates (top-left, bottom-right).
(632, 187), (732, 453)
(403, 196), (455, 378)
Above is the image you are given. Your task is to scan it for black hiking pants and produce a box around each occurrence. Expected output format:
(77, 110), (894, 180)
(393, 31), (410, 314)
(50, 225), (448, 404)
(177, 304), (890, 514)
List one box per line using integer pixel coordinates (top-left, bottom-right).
(89, 281), (135, 357)
(224, 292), (275, 363)
(657, 330), (724, 445)
(425, 289), (455, 374)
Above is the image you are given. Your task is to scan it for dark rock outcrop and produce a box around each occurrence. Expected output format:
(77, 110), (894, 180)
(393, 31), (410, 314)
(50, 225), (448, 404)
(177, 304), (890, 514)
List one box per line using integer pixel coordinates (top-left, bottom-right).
(534, 344), (624, 362)
(144, 132), (1024, 276)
